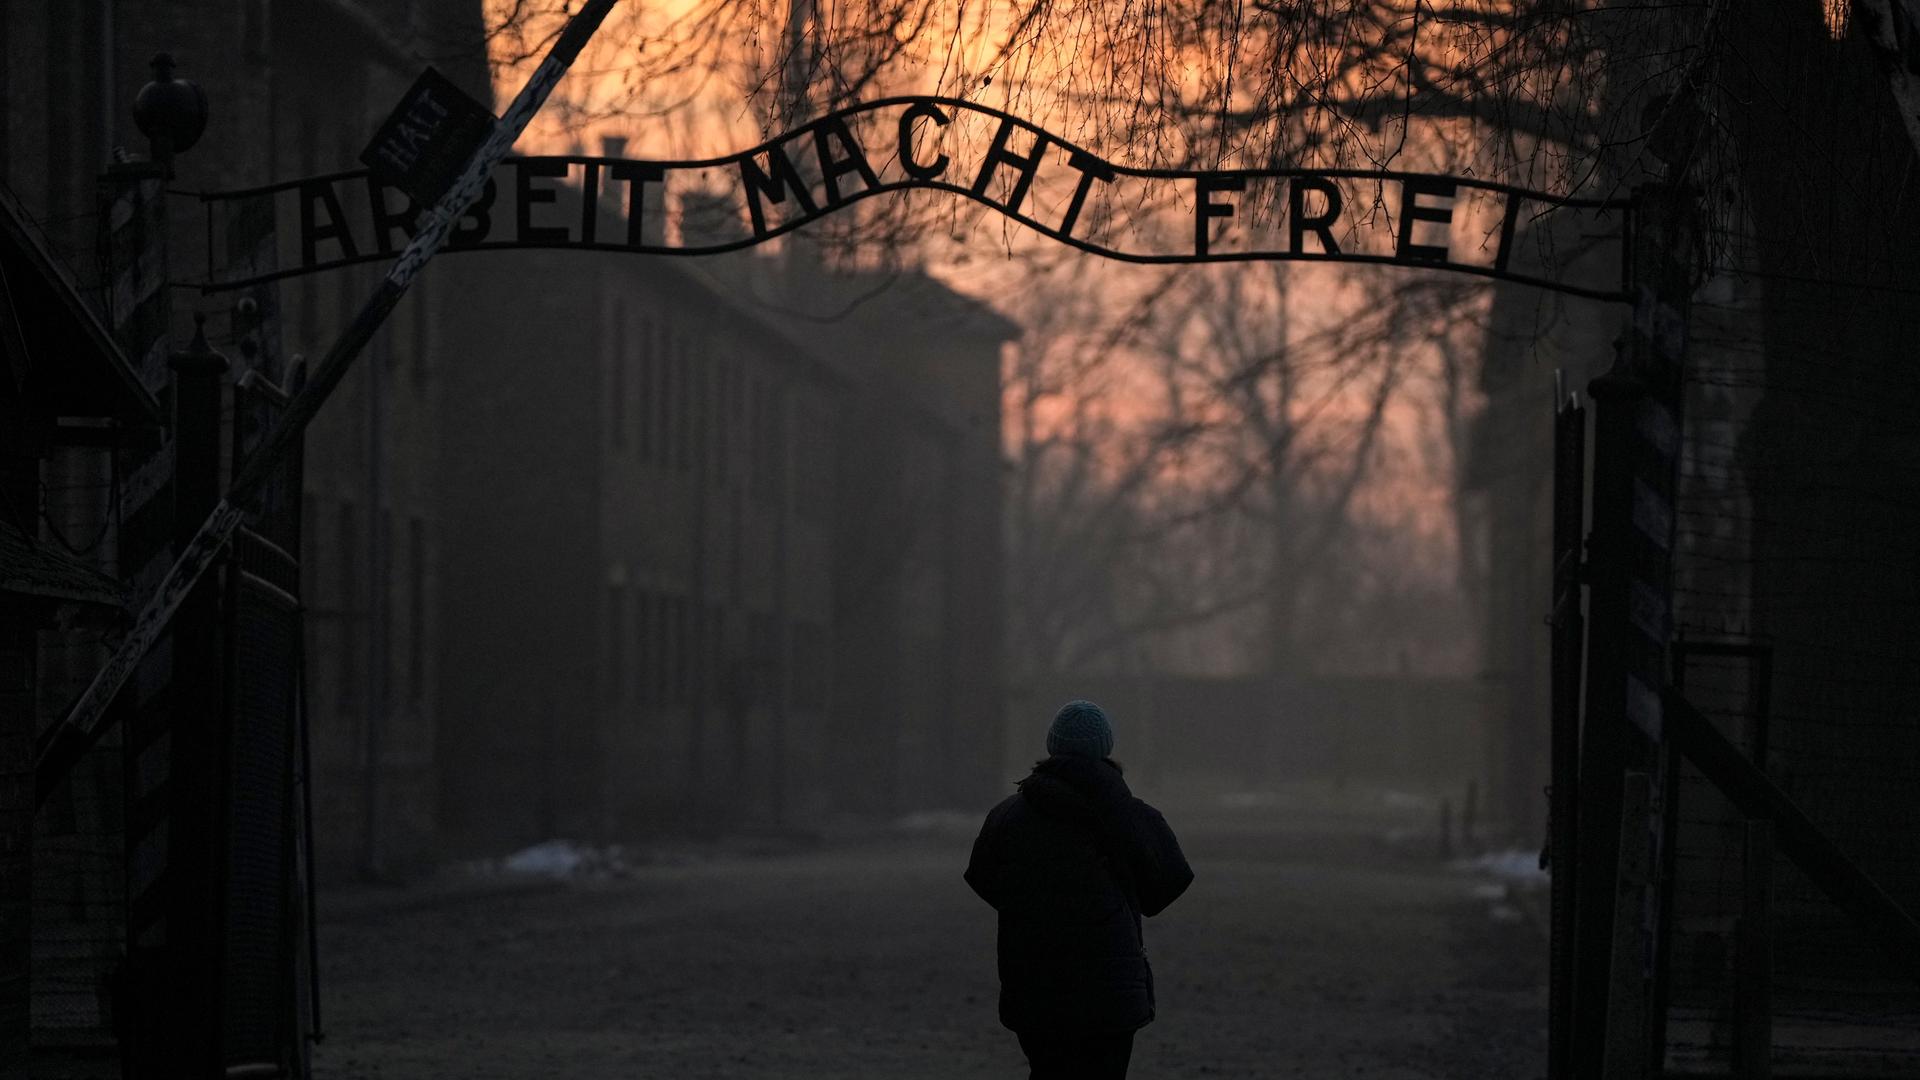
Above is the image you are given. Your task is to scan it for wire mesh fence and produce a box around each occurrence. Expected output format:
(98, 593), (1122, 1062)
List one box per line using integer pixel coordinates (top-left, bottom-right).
(31, 629), (127, 1079)
(1653, 12), (1920, 1060)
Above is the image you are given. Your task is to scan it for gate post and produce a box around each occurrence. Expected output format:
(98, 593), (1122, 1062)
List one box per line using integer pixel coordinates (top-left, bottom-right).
(1547, 376), (1586, 1080)
(1570, 182), (1697, 1079)
(98, 156), (182, 1078)
(163, 320), (230, 1075)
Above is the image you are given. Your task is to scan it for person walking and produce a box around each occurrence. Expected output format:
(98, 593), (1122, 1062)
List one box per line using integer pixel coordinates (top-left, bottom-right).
(965, 700), (1194, 1079)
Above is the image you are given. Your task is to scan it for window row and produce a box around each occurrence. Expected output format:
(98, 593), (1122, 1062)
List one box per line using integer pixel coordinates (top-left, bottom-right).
(605, 306), (797, 503)
(298, 496), (431, 712)
(600, 588), (832, 713)
(296, 269), (432, 392)
(608, 315), (694, 471)
(606, 587), (693, 708)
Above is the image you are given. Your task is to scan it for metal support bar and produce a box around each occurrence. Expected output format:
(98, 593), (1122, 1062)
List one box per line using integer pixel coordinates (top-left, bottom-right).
(1665, 689), (1920, 982)
(32, 0), (624, 807)
(234, 368), (291, 407)
(1547, 380), (1587, 1080)
(1654, 638), (1774, 1067)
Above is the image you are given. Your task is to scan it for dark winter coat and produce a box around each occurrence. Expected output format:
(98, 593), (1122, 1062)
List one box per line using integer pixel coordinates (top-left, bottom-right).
(964, 755), (1194, 1034)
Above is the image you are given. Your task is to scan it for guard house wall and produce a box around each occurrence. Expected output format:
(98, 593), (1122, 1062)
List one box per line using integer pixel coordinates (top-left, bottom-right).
(1718, 5), (1920, 973)
(1464, 14), (1920, 1062)
(0, 0), (486, 1043)
(1, 0), (485, 880)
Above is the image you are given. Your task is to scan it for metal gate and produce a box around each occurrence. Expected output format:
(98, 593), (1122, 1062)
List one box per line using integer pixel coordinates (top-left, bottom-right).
(217, 361), (314, 1076)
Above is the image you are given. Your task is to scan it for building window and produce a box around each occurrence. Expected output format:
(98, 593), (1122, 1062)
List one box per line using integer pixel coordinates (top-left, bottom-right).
(711, 361), (729, 490)
(743, 376), (758, 496)
(673, 596), (691, 702)
(708, 606), (728, 702)
(610, 307), (628, 450)
(300, 494), (320, 598)
(794, 401), (831, 522)
(636, 317), (654, 462)
(767, 385), (786, 500)
(663, 596), (681, 705)
(650, 321), (670, 466)
(792, 623), (829, 710)
(663, 325), (678, 468)
(408, 517), (426, 702)
(338, 500), (359, 712)
(637, 591), (656, 706)
(244, 0), (271, 62)
(606, 583), (627, 708)
(698, 338), (714, 476)
(411, 276), (431, 391)
(746, 612), (776, 708)
(683, 336), (698, 470)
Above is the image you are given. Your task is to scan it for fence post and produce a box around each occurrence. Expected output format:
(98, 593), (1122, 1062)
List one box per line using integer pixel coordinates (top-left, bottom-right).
(1571, 182), (1697, 1078)
(1547, 380), (1587, 1080)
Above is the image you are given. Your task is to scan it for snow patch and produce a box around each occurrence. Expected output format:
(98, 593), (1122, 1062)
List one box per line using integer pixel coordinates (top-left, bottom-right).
(1452, 848), (1549, 885)
(1379, 789), (1437, 811)
(503, 839), (587, 877)
(475, 839), (657, 881)
(892, 810), (979, 836)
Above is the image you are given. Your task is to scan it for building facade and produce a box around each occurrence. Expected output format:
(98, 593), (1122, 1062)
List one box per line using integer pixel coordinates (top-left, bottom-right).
(435, 185), (1014, 846)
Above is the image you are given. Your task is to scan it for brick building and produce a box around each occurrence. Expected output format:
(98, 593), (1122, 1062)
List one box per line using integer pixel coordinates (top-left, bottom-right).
(434, 236), (854, 843)
(435, 184), (1014, 846)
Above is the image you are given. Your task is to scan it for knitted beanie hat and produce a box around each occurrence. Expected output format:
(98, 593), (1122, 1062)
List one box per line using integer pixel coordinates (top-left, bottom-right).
(1047, 699), (1114, 759)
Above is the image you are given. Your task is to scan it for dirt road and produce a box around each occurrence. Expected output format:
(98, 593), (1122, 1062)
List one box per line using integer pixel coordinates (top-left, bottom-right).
(311, 811), (1546, 1079)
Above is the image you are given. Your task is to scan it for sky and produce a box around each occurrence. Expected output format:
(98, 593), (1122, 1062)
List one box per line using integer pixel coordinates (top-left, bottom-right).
(481, 0), (1495, 676)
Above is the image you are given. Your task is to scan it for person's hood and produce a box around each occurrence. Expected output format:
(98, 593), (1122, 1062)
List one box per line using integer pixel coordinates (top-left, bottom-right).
(1017, 754), (1132, 828)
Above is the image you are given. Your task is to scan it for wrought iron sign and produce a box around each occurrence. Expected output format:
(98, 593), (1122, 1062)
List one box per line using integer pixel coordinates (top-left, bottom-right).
(190, 96), (1635, 301)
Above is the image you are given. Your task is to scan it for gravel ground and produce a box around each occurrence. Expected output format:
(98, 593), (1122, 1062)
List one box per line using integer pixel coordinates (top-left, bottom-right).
(310, 809), (1546, 1079)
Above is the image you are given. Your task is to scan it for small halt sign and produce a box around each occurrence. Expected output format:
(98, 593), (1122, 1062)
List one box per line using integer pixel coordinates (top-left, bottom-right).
(359, 67), (496, 206)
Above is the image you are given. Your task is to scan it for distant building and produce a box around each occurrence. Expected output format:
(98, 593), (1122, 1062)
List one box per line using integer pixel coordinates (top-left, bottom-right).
(435, 237), (846, 842)
(435, 184), (1013, 847)
(744, 260), (1014, 820)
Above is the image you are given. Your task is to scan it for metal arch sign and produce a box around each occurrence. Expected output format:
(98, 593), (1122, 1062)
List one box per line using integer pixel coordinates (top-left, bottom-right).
(189, 95), (1636, 302)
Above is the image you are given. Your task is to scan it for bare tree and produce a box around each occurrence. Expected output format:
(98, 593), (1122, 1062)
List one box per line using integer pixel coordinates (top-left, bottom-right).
(464, 1), (1723, 687)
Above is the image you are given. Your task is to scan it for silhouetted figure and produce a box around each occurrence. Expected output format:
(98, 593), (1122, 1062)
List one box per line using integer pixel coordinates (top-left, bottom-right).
(965, 700), (1194, 1079)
